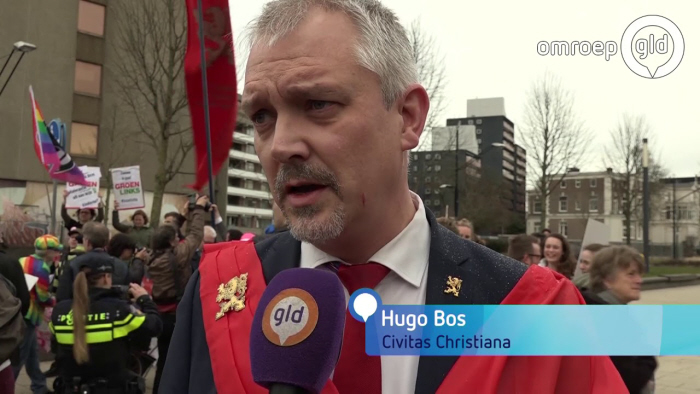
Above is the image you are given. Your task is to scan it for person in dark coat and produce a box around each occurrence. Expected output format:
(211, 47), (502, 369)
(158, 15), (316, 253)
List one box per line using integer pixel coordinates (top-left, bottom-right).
(56, 222), (129, 302)
(581, 245), (657, 394)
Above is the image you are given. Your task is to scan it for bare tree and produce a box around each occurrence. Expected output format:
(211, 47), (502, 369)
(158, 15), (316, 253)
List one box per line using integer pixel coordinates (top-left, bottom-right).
(522, 72), (590, 230)
(605, 114), (667, 244)
(111, 0), (193, 226)
(99, 108), (136, 225)
(408, 19), (447, 151)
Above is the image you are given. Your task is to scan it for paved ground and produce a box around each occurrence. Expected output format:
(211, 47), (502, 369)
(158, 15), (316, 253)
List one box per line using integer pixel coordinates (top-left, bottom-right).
(630, 285), (700, 393)
(16, 285), (700, 393)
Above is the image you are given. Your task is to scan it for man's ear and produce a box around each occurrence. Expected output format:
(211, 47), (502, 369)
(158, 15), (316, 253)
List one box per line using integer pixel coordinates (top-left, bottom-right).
(398, 84), (430, 152)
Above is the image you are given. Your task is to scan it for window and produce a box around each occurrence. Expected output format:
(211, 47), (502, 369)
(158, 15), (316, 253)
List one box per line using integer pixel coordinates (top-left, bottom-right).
(559, 196), (568, 212)
(575, 201), (581, 211)
(425, 188), (431, 195)
(533, 201), (542, 214)
(426, 154), (432, 160)
(412, 176), (418, 183)
(590, 179), (597, 187)
(74, 61), (102, 96)
(427, 166), (432, 172)
(246, 145), (256, 154)
(476, 129), (482, 135)
(559, 220), (568, 237)
(477, 139), (482, 145)
(534, 222), (541, 233)
(560, 180), (567, 188)
(425, 176), (431, 183)
(412, 165), (418, 172)
(69, 123), (98, 157)
(412, 154), (418, 160)
(435, 154), (441, 160)
(476, 119), (482, 125)
(575, 180), (581, 188)
(245, 179), (254, 189)
(467, 119), (474, 125)
(77, 0), (105, 37)
(261, 183), (269, 192)
(591, 190), (597, 197)
(589, 197), (598, 212)
(435, 165), (441, 171)
(245, 162), (255, 172)
(434, 200), (441, 206)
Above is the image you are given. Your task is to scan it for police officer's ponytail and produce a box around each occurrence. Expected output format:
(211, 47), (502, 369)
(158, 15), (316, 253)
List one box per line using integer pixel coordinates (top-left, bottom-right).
(72, 271), (90, 364)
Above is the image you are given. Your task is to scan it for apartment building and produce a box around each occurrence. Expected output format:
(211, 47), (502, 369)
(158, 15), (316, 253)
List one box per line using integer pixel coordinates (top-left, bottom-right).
(528, 170), (700, 251)
(226, 109), (274, 231)
(650, 177), (700, 252)
(446, 98), (527, 227)
(527, 169), (630, 242)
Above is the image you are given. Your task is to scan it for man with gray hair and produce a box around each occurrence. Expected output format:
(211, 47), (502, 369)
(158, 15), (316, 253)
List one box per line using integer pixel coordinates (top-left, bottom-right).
(162, 1), (626, 393)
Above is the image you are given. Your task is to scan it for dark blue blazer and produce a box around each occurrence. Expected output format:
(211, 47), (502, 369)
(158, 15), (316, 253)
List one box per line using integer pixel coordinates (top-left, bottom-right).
(159, 209), (527, 394)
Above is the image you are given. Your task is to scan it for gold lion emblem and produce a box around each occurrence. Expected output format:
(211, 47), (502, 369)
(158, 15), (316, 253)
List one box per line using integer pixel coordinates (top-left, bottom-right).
(444, 276), (462, 297)
(215, 273), (248, 320)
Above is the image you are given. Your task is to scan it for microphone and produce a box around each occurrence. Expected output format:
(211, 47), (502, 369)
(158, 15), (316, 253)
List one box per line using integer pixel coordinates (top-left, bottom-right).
(250, 268), (346, 394)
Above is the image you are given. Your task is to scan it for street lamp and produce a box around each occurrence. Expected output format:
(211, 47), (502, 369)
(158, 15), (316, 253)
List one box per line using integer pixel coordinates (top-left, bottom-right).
(0, 41), (37, 98)
(642, 138), (650, 272)
(439, 184), (453, 217)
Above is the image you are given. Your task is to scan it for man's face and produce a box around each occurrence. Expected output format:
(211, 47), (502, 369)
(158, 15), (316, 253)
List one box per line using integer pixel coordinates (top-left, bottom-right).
(458, 226), (472, 240)
(524, 242), (542, 265)
(163, 216), (178, 229)
(243, 9), (424, 244)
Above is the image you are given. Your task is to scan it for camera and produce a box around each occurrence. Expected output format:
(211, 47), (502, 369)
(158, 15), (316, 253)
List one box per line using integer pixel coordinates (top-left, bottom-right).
(111, 285), (131, 301)
(188, 193), (211, 212)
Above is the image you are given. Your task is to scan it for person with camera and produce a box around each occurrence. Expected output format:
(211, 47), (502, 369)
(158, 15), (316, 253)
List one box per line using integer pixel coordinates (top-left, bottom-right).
(147, 194), (207, 394)
(50, 256), (162, 394)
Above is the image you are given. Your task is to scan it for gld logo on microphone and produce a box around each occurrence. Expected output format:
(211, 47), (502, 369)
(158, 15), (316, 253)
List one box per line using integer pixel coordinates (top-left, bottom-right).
(537, 15), (684, 79)
(262, 288), (319, 346)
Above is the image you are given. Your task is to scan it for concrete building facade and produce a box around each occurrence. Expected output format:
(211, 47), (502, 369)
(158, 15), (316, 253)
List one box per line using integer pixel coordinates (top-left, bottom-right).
(0, 1), (272, 244)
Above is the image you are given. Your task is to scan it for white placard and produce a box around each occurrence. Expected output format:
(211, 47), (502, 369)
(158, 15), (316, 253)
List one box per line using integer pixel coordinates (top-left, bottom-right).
(574, 218), (611, 278)
(25, 274), (38, 291)
(65, 166), (101, 209)
(111, 166), (145, 210)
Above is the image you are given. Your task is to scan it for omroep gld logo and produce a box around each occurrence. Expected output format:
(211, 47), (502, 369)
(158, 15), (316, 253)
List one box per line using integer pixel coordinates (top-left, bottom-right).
(262, 288), (319, 346)
(537, 15), (684, 79)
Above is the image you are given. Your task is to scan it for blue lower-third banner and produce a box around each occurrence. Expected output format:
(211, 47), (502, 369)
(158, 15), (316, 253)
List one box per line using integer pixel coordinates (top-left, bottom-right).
(348, 289), (700, 356)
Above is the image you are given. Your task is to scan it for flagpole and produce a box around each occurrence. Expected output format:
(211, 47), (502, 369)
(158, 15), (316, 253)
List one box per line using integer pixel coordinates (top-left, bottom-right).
(197, 0), (216, 225)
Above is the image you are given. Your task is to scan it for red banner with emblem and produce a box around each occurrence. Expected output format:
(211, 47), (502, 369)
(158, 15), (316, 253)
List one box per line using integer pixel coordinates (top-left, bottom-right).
(184, 0), (237, 191)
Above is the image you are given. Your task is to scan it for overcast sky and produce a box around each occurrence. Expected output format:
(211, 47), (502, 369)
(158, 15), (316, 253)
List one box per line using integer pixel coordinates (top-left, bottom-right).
(230, 0), (699, 178)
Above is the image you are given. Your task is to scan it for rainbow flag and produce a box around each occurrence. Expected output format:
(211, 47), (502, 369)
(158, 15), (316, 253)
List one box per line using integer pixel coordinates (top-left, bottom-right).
(29, 86), (89, 186)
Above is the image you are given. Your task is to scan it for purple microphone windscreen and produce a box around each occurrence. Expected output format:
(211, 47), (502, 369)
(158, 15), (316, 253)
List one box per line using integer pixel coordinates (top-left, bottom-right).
(250, 268), (346, 394)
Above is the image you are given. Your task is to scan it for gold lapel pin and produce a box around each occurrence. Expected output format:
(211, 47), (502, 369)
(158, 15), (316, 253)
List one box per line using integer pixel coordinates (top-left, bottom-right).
(444, 276), (462, 297)
(215, 273), (248, 320)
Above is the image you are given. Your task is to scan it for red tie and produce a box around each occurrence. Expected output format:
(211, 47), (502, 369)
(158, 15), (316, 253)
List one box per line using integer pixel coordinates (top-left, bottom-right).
(332, 262), (390, 394)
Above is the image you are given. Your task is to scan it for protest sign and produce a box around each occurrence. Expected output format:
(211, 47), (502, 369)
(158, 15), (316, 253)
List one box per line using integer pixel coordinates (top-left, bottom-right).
(111, 166), (145, 210)
(65, 166), (101, 209)
(573, 218), (611, 277)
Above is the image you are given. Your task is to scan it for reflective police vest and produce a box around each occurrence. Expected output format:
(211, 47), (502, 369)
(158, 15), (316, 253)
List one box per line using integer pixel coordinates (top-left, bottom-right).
(50, 298), (145, 345)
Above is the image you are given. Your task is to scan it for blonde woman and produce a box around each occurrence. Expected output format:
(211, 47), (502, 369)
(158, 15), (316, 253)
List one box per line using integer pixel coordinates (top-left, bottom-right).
(50, 258), (162, 392)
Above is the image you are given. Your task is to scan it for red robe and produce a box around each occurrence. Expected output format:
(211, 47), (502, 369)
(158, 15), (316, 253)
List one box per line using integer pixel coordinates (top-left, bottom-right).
(199, 241), (627, 394)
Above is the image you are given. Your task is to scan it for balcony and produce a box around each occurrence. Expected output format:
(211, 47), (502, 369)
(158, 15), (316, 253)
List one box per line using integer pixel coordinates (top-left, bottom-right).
(233, 131), (254, 144)
(229, 149), (260, 163)
(226, 205), (273, 218)
(228, 168), (267, 182)
(227, 186), (272, 200)
(503, 130), (515, 144)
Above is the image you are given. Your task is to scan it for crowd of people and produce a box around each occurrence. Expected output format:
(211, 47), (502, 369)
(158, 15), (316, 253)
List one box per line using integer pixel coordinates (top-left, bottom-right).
(506, 229), (657, 393)
(0, 192), (289, 394)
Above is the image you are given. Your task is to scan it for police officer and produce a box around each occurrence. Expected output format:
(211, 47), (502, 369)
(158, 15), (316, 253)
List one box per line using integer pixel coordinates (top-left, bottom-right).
(50, 256), (162, 393)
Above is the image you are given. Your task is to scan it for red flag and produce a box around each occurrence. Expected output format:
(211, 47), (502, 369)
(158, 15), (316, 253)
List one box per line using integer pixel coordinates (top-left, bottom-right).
(184, 0), (237, 191)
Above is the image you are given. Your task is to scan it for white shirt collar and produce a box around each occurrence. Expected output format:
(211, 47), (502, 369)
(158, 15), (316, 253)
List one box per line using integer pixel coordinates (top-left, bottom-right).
(300, 192), (431, 288)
